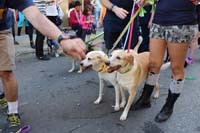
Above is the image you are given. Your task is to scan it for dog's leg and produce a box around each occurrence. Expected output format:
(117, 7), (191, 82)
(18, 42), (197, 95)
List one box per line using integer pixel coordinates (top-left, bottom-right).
(113, 84), (120, 111)
(153, 81), (160, 99)
(120, 87), (126, 108)
(77, 66), (83, 73)
(68, 59), (76, 73)
(94, 78), (104, 104)
(120, 88), (137, 121)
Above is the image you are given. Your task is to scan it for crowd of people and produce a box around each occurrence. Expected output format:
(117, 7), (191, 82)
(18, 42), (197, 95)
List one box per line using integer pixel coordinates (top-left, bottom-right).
(0, 0), (199, 132)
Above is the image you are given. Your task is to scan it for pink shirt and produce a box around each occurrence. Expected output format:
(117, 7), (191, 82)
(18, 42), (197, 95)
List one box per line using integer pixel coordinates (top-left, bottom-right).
(80, 15), (94, 30)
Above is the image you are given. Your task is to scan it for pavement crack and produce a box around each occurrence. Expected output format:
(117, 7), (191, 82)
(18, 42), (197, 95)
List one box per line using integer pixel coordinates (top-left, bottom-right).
(68, 123), (88, 133)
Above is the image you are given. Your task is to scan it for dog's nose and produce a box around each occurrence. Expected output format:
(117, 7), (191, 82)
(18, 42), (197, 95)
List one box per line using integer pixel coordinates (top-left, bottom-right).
(80, 62), (83, 66)
(105, 61), (110, 66)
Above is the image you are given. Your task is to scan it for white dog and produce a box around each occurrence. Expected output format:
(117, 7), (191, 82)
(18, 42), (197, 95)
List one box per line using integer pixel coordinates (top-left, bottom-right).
(80, 51), (125, 111)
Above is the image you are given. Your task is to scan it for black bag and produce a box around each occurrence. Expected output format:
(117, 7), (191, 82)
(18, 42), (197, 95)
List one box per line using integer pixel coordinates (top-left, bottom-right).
(55, 5), (62, 26)
(55, 16), (62, 26)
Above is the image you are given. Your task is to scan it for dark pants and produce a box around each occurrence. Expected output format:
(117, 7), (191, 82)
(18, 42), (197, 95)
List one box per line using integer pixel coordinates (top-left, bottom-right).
(11, 21), (16, 42)
(25, 23), (34, 42)
(72, 24), (82, 38)
(104, 22), (139, 50)
(47, 16), (57, 26)
(18, 23), (34, 42)
(35, 16), (58, 57)
(138, 24), (150, 53)
(104, 30), (122, 49)
(81, 29), (87, 41)
(35, 30), (45, 57)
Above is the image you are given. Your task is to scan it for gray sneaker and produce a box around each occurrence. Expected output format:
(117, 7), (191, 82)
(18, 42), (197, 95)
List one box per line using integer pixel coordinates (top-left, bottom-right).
(6, 114), (21, 133)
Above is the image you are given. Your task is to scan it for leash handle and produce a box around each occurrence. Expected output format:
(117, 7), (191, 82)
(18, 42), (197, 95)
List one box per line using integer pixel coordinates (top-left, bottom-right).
(85, 32), (104, 45)
(110, 6), (143, 53)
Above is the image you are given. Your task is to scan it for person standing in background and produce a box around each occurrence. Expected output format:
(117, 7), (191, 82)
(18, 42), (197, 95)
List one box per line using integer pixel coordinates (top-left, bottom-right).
(69, 0), (83, 38)
(17, 11), (35, 48)
(91, 0), (101, 27)
(45, 0), (64, 57)
(34, 0), (50, 60)
(80, 6), (94, 41)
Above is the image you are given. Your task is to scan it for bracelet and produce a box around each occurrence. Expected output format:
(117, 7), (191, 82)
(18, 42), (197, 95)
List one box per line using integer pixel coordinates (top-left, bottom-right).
(57, 34), (70, 44)
(109, 3), (115, 11)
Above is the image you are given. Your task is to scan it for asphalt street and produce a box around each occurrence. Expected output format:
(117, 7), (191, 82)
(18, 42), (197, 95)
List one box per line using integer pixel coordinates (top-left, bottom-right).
(0, 50), (200, 133)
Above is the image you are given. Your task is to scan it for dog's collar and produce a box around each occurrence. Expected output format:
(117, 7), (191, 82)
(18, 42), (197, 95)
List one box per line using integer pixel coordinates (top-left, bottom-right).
(119, 65), (132, 74)
(98, 64), (108, 73)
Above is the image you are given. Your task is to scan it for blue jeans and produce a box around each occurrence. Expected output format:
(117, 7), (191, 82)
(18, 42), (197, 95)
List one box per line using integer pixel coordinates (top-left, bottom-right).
(94, 9), (101, 26)
(47, 39), (59, 50)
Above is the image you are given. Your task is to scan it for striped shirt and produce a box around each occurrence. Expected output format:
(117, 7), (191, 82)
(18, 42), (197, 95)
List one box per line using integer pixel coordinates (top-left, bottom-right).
(33, 0), (46, 15)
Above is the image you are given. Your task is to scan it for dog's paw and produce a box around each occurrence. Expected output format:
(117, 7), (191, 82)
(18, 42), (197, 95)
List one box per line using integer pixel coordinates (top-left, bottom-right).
(94, 98), (102, 104)
(77, 70), (82, 73)
(112, 105), (120, 111)
(120, 113), (127, 121)
(153, 93), (159, 99)
(120, 101), (126, 108)
(68, 69), (75, 73)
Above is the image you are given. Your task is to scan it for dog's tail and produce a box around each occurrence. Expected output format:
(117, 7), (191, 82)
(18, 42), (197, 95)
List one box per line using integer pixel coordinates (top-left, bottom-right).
(133, 36), (143, 53)
(160, 62), (171, 71)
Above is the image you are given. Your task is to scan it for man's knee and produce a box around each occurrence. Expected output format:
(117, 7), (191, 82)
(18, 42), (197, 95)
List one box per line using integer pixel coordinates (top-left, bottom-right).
(0, 71), (14, 80)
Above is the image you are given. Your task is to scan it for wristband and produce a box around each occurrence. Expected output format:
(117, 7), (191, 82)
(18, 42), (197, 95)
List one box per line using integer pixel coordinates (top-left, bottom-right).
(57, 34), (70, 44)
(109, 3), (115, 11)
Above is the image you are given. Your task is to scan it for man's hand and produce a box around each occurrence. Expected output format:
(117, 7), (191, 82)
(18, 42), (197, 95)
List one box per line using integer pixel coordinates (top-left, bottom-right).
(112, 6), (129, 20)
(60, 38), (86, 60)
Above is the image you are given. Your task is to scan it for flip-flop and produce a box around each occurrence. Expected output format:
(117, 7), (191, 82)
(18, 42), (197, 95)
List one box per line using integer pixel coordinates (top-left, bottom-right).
(20, 125), (31, 133)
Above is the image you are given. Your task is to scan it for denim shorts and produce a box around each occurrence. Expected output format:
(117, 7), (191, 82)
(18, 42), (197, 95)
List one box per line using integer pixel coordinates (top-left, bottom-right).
(150, 23), (198, 43)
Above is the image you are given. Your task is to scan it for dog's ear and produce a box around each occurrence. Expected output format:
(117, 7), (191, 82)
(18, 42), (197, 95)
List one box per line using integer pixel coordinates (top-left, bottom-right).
(127, 54), (134, 65)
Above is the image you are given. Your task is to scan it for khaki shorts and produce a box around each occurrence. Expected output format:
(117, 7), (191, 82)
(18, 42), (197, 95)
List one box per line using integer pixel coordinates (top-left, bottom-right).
(0, 29), (15, 71)
(150, 23), (198, 44)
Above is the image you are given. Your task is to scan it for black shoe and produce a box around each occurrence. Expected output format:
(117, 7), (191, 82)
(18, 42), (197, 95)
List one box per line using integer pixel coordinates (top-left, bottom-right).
(30, 41), (35, 49)
(155, 90), (180, 123)
(184, 61), (188, 68)
(14, 41), (19, 45)
(130, 84), (154, 111)
(37, 55), (50, 60)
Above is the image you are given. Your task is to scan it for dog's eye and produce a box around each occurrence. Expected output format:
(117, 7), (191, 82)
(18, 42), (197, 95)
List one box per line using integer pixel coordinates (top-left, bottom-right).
(116, 56), (121, 60)
(88, 57), (91, 60)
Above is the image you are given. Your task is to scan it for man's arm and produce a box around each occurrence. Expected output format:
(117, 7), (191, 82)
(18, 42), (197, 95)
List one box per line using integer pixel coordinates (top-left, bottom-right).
(99, 0), (128, 20)
(23, 6), (61, 40)
(23, 6), (86, 60)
